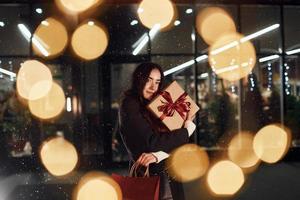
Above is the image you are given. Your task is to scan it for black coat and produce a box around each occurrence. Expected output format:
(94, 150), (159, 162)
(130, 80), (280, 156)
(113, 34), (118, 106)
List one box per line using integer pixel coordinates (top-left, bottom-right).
(119, 95), (189, 173)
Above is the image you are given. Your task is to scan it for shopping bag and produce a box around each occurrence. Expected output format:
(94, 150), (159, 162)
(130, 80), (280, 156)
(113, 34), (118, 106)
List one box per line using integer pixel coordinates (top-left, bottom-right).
(112, 162), (160, 200)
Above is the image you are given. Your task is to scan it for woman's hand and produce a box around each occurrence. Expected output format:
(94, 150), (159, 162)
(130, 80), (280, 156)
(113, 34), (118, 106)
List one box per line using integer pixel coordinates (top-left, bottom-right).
(136, 153), (158, 167)
(185, 111), (196, 122)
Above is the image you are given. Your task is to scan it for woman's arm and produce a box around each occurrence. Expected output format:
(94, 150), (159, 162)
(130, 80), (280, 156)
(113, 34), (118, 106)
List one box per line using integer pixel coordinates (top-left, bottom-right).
(151, 120), (196, 163)
(120, 97), (196, 156)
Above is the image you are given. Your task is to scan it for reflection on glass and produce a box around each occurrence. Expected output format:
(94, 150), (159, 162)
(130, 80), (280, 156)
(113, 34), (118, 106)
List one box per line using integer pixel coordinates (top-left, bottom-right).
(284, 6), (300, 52)
(0, 5), (30, 55)
(196, 62), (238, 148)
(111, 63), (136, 162)
(240, 5), (281, 54)
(284, 56), (300, 147)
(151, 4), (194, 54)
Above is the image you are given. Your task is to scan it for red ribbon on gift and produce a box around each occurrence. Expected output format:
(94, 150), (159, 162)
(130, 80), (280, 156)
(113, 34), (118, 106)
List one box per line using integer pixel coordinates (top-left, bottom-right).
(157, 91), (191, 120)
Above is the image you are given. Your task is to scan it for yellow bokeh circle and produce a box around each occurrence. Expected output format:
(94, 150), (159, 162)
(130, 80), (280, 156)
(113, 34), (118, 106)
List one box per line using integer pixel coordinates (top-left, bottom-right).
(71, 21), (108, 60)
(207, 160), (245, 196)
(33, 18), (68, 58)
(137, 0), (176, 30)
(40, 137), (78, 176)
(228, 132), (260, 170)
(29, 82), (65, 120)
(196, 7), (236, 45)
(74, 172), (122, 200)
(209, 32), (256, 81)
(253, 124), (291, 163)
(55, 0), (102, 14)
(17, 60), (52, 100)
(167, 144), (209, 182)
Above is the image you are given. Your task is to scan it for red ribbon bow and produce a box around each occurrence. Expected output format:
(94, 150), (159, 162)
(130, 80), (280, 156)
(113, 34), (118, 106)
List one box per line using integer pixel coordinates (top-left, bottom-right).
(157, 91), (191, 120)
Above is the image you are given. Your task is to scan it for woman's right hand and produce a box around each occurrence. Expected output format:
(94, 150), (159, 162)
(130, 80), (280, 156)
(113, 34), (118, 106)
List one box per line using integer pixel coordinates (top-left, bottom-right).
(185, 111), (196, 122)
(136, 153), (158, 167)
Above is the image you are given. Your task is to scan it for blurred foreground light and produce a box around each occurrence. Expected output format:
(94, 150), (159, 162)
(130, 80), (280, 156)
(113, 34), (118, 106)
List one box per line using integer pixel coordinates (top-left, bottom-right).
(132, 24), (160, 55)
(71, 21), (108, 60)
(185, 8), (193, 14)
(258, 55), (280, 63)
(66, 97), (72, 112)
(35, 8), (43, 14)
(130, 20), (138, 26)
(40, 137), (78, 176)
(55, 0), (102, 14)
(167, 144), (209, 182)
(72, 96), (78, 115)
(137, 0), (175, 30)
(17, 60), (52, 100)
(33, 18), (68, 58)
(196, 7), (236, 45)
(253, 124), (291, 163)
(228, 132), (260, 170)
(29, 82), (65, 120)
(209, 32), (256, 81)
(174, 20), (180, 26)
(74, 172), (122, 200)
(207, 160), (244, 196)
(286, 48), (300, 55)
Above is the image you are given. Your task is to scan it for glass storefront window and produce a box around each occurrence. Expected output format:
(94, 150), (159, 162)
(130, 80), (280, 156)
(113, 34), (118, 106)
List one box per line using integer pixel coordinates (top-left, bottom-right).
(0, 5), (30, 56)
(241, 5), (281, 54)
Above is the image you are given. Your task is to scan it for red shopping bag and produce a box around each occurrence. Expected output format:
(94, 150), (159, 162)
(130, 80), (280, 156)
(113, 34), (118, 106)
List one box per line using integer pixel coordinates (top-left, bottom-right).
(112, 163), (160, 200)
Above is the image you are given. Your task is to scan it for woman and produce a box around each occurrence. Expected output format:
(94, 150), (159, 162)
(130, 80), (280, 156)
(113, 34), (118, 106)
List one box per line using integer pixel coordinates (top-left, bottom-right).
(119, 62), (196, 200)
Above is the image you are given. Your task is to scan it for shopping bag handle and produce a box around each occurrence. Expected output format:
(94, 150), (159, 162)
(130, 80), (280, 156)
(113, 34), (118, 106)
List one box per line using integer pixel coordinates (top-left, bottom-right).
(129, 162), (150, 177)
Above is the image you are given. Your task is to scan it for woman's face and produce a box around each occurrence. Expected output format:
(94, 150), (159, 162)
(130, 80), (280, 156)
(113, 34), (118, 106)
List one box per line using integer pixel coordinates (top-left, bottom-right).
(143, 68), (161, 100)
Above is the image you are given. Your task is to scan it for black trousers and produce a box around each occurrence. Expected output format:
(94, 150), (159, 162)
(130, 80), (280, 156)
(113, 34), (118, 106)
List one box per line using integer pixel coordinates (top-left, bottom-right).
(159, 171), (185, 200)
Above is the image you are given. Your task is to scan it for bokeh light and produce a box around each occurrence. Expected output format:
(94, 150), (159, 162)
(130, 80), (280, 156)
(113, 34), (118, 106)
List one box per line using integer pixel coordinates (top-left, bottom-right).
(137, 0), (176, 30)
(209, 32), (256, 81)
(40, 137), (78, 176)
(207, 160), (245, 196)
(253, 124), (291, 163)
(74, 172), (122, 200)
(29, 82), (65, 120)
(33, 18), (68, 58)
(71, 21), (108, 60)
(55, 0), (102, 14)
(196, 7), (236, 45)
(16, 60), (52, 100)
(167, 144), (209, 182)
(228, 132), (260, 170)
